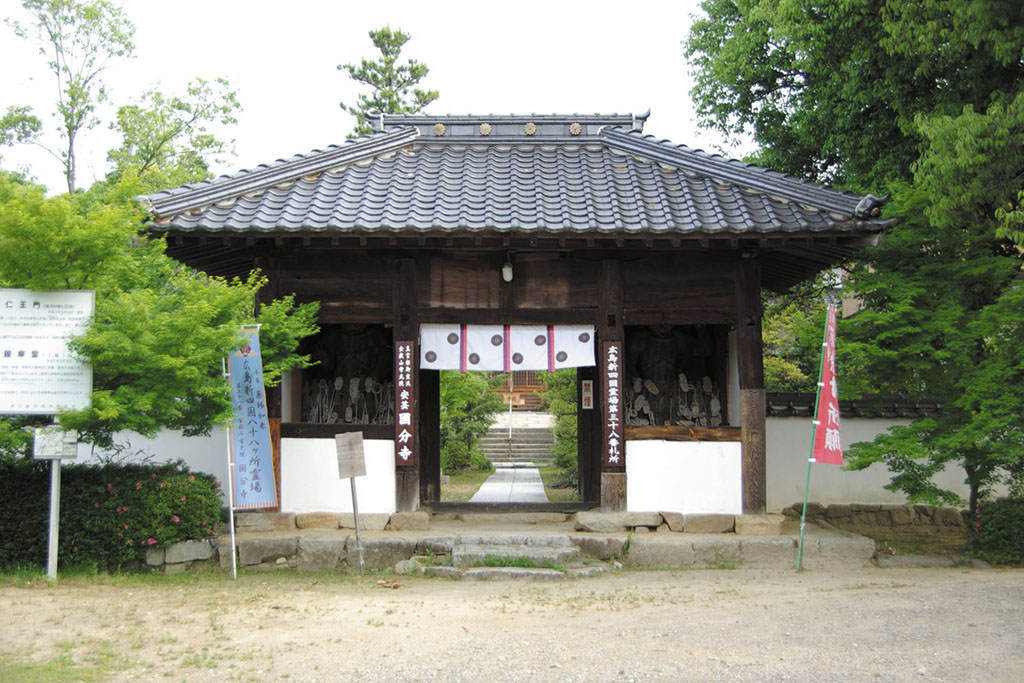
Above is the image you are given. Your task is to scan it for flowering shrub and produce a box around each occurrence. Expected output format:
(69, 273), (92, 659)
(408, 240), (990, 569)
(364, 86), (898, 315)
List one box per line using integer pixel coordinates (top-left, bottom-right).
(0, 459), (222, 571)
(970, 498), (1024, 566)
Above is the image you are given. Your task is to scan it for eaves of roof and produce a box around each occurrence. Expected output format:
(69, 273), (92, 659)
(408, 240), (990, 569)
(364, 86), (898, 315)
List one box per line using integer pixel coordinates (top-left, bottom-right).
(143, 126), (419, 217)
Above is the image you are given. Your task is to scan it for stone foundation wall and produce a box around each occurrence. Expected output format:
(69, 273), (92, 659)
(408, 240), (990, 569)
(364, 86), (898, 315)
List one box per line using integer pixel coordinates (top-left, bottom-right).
(784, 502), (965, 536)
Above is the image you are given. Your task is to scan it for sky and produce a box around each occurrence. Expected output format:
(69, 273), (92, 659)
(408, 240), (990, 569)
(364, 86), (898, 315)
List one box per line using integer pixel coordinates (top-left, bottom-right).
(0, 0), (750, 195)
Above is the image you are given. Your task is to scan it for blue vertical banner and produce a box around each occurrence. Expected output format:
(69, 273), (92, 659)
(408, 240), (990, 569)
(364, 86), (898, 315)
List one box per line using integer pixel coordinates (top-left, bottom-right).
(227, 326), (278, 509)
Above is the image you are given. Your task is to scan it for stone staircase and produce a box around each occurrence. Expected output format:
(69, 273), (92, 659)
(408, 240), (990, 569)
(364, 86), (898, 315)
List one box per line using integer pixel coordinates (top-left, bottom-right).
(479, 425), (554, 465)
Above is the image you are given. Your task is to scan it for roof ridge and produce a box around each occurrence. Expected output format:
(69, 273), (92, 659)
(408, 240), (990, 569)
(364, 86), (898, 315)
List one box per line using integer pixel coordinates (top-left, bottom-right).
(599, 127), (885, 219)
(144, 127), (420, 217)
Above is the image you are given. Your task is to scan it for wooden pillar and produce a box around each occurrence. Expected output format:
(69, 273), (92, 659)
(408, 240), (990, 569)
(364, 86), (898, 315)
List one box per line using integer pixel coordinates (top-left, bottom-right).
(393, 258), (420, 511)
(419, 369), (440, 503)
(599, 260), (626, 511)
(577, 365), (600, 504)
(736, 253), (766, 513)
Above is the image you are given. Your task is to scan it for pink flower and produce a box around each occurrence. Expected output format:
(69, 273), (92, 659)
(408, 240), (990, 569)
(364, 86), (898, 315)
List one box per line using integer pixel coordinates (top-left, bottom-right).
(172, 515), (180, 523)
(106, 483), (112, 489)
(117, 532), (122, 537)
(152, 473), (156, 479)
(202, 520), (207, 526)
(180, 496), (186, 502)
(136, 482), (142, 490)
(147, 538), (157, 545)
(116, 507), (122, 513)
(213, 530), (219, 536)
(159, 482), (165, 488)
(124, 524), (128, 529)
(189, 475), (195, 481)
(94, 502), (100, 508)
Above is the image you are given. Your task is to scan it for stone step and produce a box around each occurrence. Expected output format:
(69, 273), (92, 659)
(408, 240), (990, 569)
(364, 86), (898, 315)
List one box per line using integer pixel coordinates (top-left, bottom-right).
(452, 543), (580, 568)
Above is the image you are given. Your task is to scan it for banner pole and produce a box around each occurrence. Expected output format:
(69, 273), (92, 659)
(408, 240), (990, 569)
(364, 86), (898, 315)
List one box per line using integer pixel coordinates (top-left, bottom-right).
(223, 358), (238, 580)
(796, 302), (833, 572)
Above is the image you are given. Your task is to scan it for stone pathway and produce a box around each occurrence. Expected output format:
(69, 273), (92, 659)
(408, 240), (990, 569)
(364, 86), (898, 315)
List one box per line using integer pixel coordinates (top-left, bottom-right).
(469, 465), (549, 504)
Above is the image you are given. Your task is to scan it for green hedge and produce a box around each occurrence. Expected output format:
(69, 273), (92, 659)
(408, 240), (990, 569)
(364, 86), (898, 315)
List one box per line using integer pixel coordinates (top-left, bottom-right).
(0, 459), (223, 571)
(970, 498), (1024, 566)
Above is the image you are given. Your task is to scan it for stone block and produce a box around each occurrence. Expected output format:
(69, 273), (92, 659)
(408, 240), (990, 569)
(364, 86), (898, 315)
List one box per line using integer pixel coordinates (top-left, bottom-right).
(934, 507), (964, 527)
(295, 512), (340, 530)
(458, 512), (569, 525)
(804, 502), (826, 519)
(217, 537), (235, 571)
(659, 512), (684, 532)
(574, 511), (662, 533)
(145, 547), (165, 566)
(739, 537), (796, 569)
(165, 539), (212, 564)
(424, 566), (462, 579)
(163, 562), (188, 575)
(571, 535), (626, 560)
(350, 537), (418, 570)
(825, 504), (851, 519)
(237, 537), (299, 566)
(234, 512), (296, 531)
(683, 514), (735, 534)
(800, 535), (875, 570)
(339, 513), (390, 531)
(691, 536), (741, 568)
(889, 506), (914, 525)
(390, 511), (430, 531)
(395, 559), (422, 575)
(734, 514), (787, 536)
(628, 537), (695, 568)
(416, 536), (455, 555)
(296, 535), (347, 572)
(461, 567), (564, 581)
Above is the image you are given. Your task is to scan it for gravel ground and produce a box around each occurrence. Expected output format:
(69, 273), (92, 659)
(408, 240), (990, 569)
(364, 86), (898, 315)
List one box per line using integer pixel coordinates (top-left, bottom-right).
(1, 566), (1022, 682)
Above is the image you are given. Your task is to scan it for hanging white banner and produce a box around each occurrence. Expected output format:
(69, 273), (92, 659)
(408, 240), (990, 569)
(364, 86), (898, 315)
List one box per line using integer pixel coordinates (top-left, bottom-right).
(419, 324), (595, 372)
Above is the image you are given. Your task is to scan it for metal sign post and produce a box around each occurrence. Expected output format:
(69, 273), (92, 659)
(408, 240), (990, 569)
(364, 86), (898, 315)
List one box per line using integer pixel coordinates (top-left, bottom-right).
(33, 424), (78, 581)
(336, 432), (367, 576)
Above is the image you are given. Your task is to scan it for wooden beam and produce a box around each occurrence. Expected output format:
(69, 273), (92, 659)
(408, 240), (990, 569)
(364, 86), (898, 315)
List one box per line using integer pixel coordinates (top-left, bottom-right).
(625, 425), (743, 442)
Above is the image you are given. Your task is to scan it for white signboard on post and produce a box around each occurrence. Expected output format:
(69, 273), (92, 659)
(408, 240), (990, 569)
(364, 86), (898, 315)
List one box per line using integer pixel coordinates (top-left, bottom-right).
(0, 289), (94, 414)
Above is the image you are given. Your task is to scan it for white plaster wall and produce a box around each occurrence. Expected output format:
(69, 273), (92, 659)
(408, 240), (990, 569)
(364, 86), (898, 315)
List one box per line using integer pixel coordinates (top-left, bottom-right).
(626, 440), (743, 514)
(766, 416), (975, 511)
(280, 438), (396, 514)
(76, 428), (231, 489)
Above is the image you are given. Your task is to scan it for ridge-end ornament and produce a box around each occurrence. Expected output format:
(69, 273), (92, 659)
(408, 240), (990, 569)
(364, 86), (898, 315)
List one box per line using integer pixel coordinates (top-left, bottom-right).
(433, 122), (446, 136)
(479, 122), (492, 136)
(524, 122), (537, 136)
(569, 122), (583, 136)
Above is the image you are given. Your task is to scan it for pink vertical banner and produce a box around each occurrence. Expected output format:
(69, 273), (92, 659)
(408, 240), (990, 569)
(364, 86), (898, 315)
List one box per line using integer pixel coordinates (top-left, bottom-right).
(812, 305), (843, 465)
(394, 340), (416, 467)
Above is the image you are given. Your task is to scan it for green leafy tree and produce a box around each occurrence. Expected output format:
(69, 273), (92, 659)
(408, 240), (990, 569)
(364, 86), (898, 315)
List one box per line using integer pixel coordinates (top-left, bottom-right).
(439, 371), (502, 471)
(338, 26), (439, 138)
(538, 369), (579, 491)
(105, 77), (241, 192)
(685, 0), (1023, 191)
(0, 105), (42, 147)
(687, 0), (1024, 509)
(7, 0), (136, 194)
(0, 172), (319, 448)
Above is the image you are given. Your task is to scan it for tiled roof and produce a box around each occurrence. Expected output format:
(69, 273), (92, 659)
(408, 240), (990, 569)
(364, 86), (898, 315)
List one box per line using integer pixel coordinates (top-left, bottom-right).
(145, 113), (889, 238)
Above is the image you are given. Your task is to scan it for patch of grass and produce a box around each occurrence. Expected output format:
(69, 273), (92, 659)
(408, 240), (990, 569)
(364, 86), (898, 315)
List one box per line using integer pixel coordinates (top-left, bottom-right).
(0, 653), (123, 682)
(440, 466), (495, 502)
(478, 554), (565, 571)
(537, 465), (579, 503)
(866, 529), (969, 557)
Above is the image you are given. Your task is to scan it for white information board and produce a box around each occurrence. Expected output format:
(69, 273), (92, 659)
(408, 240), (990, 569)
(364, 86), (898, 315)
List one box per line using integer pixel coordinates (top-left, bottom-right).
(0, 289), (94, 414)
